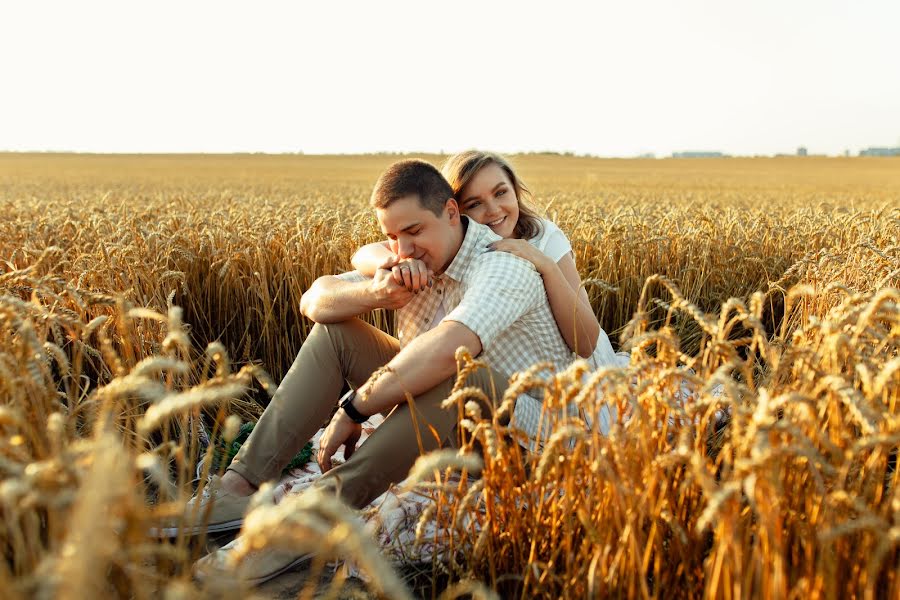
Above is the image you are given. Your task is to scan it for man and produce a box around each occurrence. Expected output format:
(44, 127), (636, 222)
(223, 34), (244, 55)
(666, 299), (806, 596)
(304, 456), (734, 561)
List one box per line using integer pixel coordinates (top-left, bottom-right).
(183, 159), (574, 582)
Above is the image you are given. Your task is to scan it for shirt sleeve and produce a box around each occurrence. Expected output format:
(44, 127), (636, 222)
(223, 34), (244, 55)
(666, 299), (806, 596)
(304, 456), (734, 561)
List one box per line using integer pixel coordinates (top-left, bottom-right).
(540, 220), (573, 263)
(444, 253), (544, 349)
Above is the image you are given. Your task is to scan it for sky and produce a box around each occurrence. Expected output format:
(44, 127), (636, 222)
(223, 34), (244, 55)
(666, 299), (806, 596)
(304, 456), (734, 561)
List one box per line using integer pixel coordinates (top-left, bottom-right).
(1, 1), (898, 157)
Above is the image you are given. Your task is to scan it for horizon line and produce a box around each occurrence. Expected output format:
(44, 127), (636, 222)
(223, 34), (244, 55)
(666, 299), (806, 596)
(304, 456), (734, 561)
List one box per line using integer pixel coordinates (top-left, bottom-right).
(0, 149), (891, 159)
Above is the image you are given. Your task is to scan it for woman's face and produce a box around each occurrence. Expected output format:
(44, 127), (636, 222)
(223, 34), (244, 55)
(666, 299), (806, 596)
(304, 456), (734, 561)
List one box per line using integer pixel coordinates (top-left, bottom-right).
(457, 163), (520, 239)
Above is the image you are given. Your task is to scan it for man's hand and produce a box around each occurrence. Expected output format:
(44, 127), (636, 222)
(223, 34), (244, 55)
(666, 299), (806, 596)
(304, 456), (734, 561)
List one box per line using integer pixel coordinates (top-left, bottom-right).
(368, 261), (416, 310)
(382, 255), (432, 293)
(317, 410), (362, 473)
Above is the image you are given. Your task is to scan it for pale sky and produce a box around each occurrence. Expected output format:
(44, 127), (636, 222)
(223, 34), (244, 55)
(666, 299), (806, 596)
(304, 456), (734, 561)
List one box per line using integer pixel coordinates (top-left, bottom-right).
(1, 1), (898, 157)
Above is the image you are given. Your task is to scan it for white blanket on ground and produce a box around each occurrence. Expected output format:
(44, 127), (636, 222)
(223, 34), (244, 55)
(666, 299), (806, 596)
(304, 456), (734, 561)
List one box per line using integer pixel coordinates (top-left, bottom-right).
(268, 413), (457, 571)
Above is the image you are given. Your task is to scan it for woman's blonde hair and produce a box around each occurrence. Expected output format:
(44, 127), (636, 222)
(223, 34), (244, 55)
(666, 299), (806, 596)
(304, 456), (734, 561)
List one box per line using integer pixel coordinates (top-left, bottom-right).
(441, 151), (543, 240)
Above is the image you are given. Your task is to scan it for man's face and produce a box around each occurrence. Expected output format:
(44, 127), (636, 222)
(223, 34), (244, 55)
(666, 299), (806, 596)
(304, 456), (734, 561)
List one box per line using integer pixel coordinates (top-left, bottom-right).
(376, 195), (460, 275)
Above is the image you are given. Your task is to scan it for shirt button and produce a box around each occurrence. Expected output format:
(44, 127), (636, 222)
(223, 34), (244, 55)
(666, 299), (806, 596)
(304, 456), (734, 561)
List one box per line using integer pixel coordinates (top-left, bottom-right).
(437, 289), (442, 294)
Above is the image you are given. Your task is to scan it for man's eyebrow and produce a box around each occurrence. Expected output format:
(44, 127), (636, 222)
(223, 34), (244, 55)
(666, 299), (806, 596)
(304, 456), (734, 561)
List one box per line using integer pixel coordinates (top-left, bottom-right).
(463, 182), (506, 203)
(386, 222), (421, 235)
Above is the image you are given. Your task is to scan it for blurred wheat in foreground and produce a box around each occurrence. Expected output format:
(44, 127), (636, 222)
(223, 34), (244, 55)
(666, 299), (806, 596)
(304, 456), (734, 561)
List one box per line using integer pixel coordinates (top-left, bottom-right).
(1, 154), (898, 598)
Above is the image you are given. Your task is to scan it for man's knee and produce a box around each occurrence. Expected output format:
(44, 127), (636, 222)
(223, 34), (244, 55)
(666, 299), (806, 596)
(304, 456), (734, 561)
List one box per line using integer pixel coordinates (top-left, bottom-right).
(309, 319), (351, 339)
(310, 318), (369, 349)
(303, 320), (357, 360)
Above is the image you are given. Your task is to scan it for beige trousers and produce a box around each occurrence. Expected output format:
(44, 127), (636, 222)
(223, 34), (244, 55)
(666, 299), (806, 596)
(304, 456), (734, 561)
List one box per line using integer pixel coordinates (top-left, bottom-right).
(228, 318), (507, 509)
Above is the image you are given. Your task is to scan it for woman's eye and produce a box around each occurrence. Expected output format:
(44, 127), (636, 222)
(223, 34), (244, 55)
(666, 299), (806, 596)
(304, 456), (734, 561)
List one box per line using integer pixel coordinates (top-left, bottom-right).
(496, 189), (506, 197)
(467, 201), (481, 209)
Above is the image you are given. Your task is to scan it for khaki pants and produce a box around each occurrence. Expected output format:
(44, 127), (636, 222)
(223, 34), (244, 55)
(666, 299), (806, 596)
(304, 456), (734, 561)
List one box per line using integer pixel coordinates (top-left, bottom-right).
(228, 318), (508, 509)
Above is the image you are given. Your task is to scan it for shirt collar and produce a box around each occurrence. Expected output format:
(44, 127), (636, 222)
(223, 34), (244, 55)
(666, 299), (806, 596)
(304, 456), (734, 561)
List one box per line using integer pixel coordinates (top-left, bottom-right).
(441, 216), (502, 283)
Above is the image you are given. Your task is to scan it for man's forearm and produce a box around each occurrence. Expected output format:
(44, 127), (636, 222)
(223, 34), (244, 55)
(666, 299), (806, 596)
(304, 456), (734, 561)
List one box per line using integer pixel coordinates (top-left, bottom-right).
(354, 321), (482, 415)
(300, 276), (376, 323)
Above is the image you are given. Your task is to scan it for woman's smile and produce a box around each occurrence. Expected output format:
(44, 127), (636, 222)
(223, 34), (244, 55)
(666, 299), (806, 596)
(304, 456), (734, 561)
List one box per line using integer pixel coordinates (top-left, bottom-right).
(486, 215), (506, 227)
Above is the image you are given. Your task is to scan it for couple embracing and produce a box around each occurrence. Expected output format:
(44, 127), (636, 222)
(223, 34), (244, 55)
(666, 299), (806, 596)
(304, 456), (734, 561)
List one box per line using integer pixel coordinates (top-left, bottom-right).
(172, 151), (625, 583)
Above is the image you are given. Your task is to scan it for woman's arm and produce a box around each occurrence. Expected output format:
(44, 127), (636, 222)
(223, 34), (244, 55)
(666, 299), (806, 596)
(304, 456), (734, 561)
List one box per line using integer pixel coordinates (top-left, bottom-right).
(351, 241), (394, 276)
(489, 240), (600, 358)
(540, 253), (600, 357)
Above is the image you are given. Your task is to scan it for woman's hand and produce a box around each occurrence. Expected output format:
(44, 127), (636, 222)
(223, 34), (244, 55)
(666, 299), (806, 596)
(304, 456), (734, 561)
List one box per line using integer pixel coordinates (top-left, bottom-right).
(488, 239), (554, 275)
(379, 255), (433, 293)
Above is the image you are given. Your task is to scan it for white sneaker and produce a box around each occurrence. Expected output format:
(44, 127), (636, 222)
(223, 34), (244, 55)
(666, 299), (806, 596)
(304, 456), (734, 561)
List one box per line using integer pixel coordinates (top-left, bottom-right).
(193, 536), (314, 586)
(151, 475), (251, 537)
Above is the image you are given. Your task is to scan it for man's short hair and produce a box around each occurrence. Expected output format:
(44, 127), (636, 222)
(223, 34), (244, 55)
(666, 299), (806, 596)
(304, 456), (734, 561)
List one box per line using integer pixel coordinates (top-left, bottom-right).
(370, 159), (454, 216)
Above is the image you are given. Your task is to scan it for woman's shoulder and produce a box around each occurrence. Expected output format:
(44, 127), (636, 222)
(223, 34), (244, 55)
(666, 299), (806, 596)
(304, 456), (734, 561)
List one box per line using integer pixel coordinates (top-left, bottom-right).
(530, 217), (569, 246)
(529, 218), (571, 257)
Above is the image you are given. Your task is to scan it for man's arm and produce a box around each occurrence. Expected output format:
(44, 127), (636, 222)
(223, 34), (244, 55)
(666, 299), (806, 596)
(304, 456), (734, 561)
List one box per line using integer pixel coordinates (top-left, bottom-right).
(316, 320), (480, 472)
(300, 269), (414, 323)
(354, 320), (482, 415)
(351, 253), (542, 415)
(317, 254), (542, 472)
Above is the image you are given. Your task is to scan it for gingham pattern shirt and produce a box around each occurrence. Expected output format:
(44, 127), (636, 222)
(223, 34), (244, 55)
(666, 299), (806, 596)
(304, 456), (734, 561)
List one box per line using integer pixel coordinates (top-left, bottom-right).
(336, 218), (573, 441)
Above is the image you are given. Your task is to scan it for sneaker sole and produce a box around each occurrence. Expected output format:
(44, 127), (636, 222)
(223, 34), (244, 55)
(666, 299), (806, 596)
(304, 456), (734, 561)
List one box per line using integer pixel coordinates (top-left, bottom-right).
(242, 552), (315, 586)
(149, 517), (245, 538)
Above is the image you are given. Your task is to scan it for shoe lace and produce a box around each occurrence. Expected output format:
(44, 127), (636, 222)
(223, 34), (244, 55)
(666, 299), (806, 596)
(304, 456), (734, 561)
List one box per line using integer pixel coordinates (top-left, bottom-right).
(195, 476), (222, 501)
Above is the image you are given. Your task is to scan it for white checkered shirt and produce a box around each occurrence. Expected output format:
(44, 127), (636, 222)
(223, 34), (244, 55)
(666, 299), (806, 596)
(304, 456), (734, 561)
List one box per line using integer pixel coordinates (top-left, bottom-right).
(335, 218), (573, 441)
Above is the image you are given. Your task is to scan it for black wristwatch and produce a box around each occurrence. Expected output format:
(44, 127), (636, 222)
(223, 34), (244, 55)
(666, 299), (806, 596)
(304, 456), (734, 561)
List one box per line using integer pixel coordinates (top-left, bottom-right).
(339, 389), (369, 424)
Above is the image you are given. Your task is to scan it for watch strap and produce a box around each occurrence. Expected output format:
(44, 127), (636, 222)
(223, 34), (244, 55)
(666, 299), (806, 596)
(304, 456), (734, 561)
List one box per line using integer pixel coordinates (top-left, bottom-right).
(339, 389), (368, 424)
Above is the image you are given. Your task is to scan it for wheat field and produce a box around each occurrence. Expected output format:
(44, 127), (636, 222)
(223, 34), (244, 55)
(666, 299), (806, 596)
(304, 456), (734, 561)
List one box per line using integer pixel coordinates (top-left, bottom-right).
(0, 153), (897, 599)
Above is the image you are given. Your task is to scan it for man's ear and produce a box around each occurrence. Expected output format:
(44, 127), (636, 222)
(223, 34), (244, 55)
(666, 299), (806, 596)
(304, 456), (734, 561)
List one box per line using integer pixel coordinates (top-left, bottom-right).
(445, 198), (460, 223)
